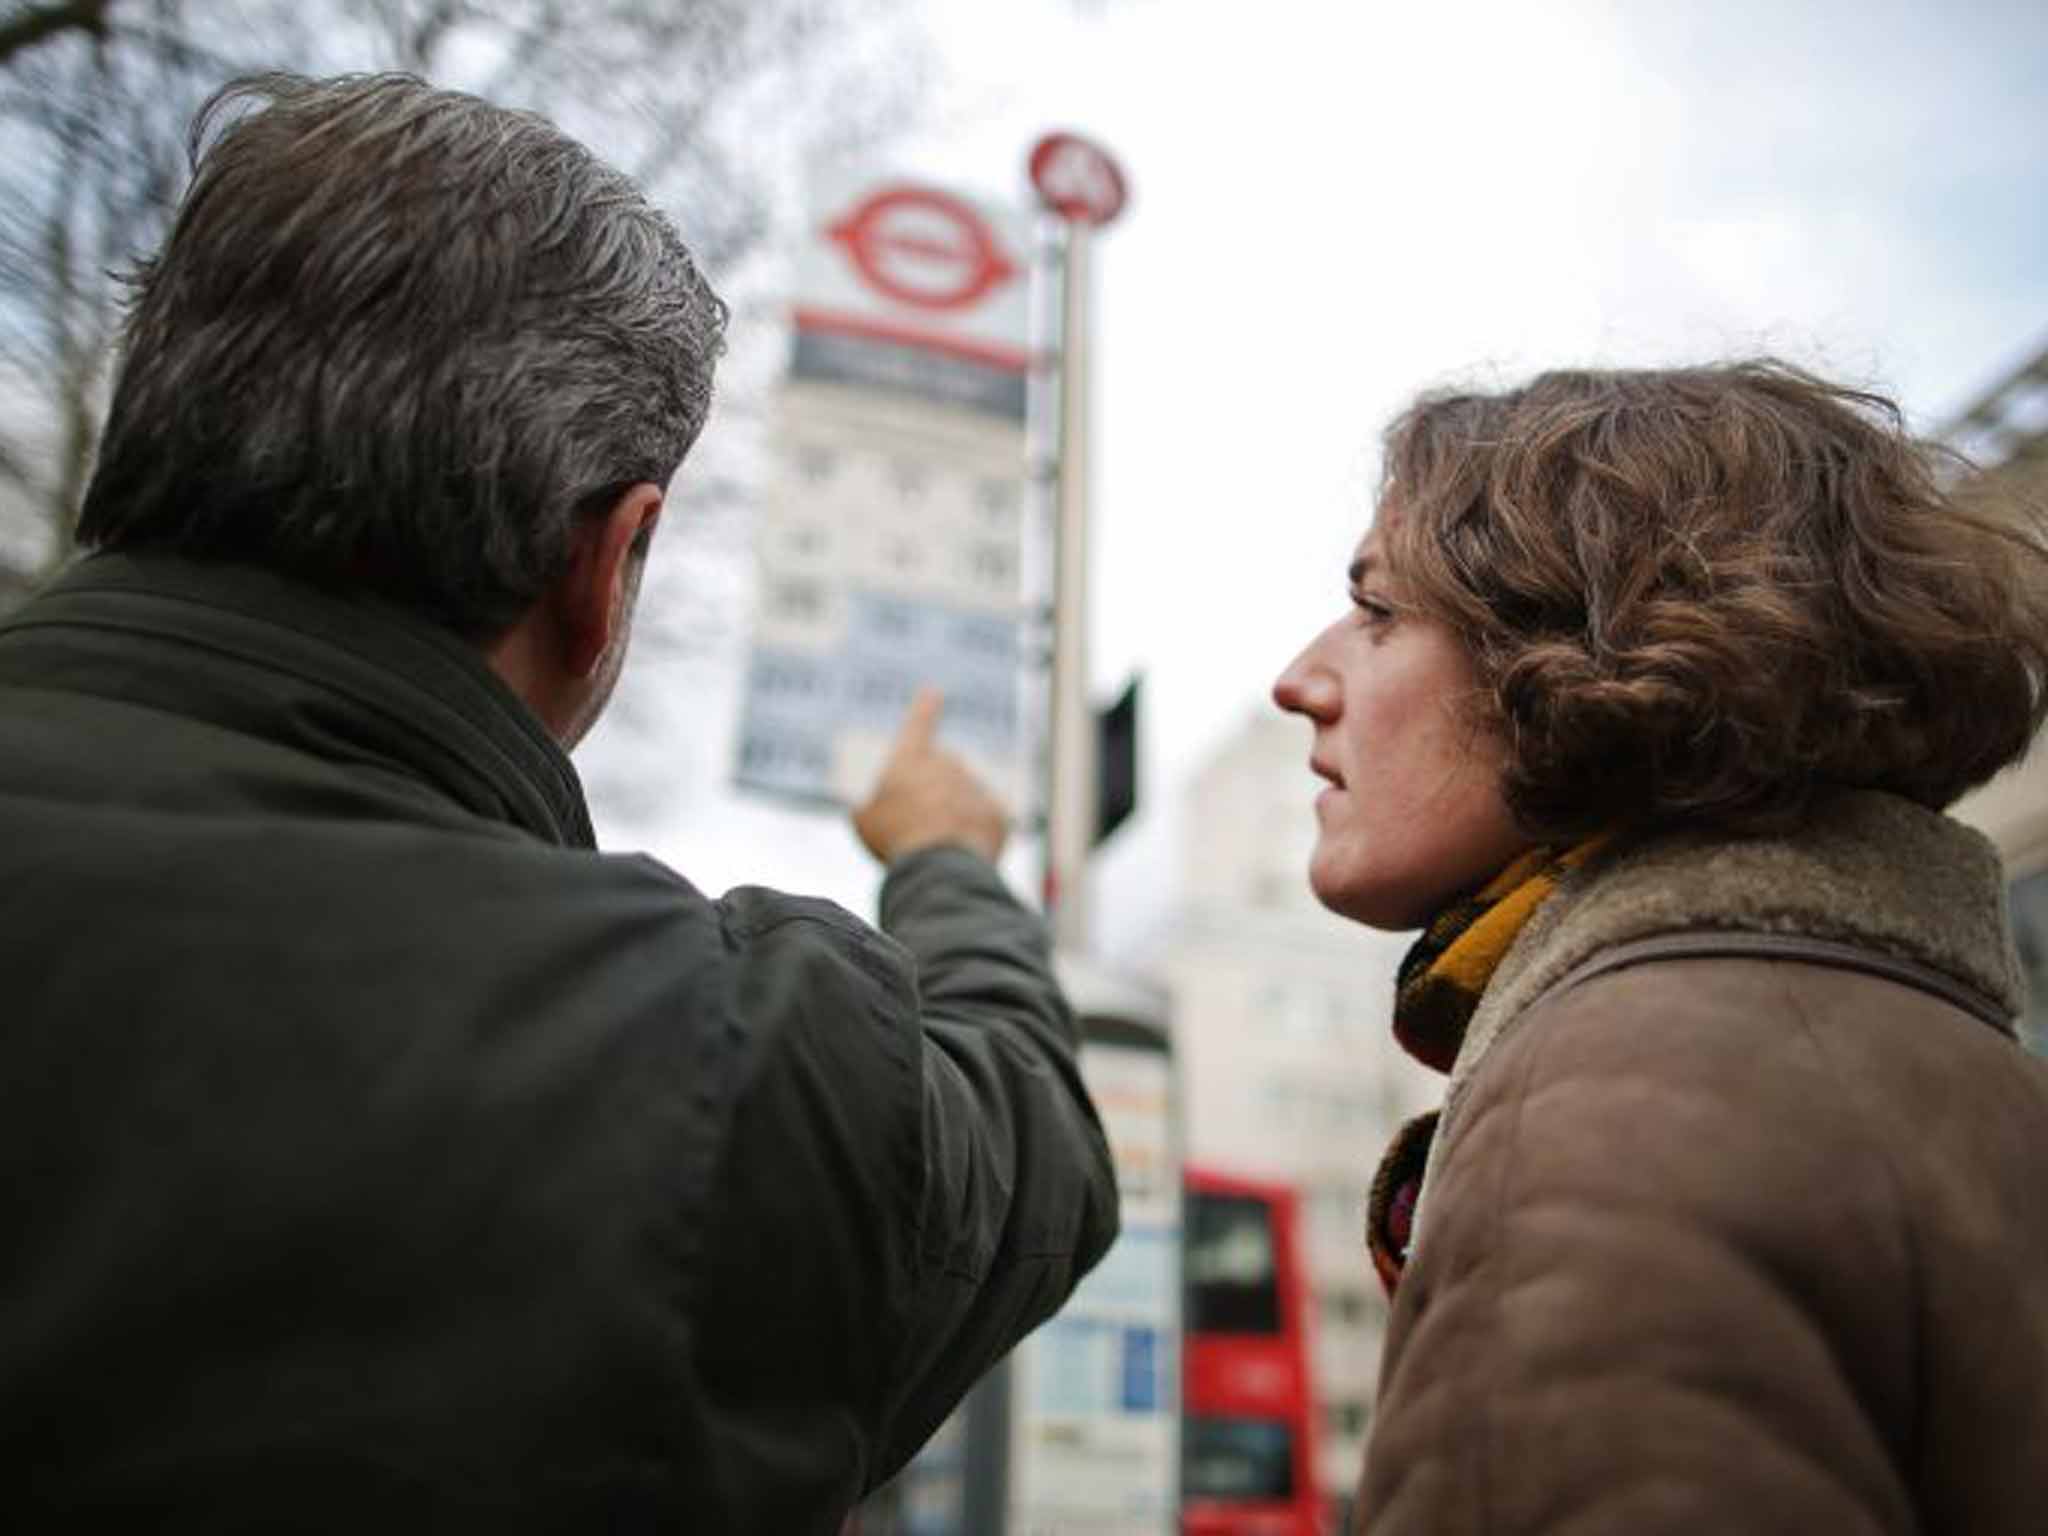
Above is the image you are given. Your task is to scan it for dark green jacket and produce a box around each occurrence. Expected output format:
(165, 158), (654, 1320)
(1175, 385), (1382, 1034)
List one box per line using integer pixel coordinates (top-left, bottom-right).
(0, 554), (1118, 1532)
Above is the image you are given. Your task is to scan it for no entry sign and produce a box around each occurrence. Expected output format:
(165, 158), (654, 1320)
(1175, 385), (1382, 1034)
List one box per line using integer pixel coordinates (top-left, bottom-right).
(1029, 133), (1128, 226)
(827, 185), (1020, 312)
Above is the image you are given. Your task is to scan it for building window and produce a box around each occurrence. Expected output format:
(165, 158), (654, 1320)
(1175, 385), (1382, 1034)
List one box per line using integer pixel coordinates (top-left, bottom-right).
(1261, 1080), (1375, 1134)
(1248, 868), (1289, 909)
(1323, 1398), (1370, 1441)
(792, 443), (836, 483)
(755, 658), (823, 698)
(767, 579), (823, 621)
(1253, 982), (1342, 1044)
(889, 460), (929, 500)
(967, 542), (1015, 589)
(1308, 1185), (1364, 1252)
(1185, 1193), (1281, 1336)
(1319, 1286), (1370, 1331)
(976, 477), (1018, 519)
(1183, 1416), (1294, 1502)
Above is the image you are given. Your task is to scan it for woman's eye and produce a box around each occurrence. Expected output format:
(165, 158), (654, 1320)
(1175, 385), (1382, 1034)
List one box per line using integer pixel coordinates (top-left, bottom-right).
(1350, 591), (1395, 625)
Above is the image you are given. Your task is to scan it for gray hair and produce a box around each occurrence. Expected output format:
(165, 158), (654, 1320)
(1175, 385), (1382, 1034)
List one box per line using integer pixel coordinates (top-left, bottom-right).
(77, 72), (729, 636)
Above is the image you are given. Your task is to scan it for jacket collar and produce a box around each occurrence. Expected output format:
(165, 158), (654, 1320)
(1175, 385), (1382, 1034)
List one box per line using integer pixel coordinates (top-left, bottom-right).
(0, 552), (594, 848)
(1442, 790), (2024, 1127)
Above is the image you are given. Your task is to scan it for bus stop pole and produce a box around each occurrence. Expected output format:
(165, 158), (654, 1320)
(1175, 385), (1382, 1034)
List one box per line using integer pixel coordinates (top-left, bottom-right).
(1045, 217), (1096, 956)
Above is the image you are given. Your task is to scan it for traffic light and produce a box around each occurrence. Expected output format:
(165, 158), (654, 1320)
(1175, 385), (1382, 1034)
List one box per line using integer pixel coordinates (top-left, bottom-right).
(1095, 676), (1139, 847)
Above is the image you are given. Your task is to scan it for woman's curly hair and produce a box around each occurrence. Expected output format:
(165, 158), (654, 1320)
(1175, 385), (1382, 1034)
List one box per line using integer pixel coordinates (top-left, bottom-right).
(1377, 359), (2048, 839)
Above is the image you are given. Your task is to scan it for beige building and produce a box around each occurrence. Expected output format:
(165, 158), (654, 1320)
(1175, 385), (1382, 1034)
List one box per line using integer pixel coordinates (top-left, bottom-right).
(1947, 336), (2048, 1052)
(1954, 744), (2048, 1054)
(1157, 711), (1437, 1507)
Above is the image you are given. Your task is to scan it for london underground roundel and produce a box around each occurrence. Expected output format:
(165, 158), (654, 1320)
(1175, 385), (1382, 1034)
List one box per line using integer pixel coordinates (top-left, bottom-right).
(826, 185), (1019, 312)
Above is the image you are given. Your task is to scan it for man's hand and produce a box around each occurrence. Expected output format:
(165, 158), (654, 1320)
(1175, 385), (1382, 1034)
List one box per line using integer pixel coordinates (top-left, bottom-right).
(853, 687), (1008, 865)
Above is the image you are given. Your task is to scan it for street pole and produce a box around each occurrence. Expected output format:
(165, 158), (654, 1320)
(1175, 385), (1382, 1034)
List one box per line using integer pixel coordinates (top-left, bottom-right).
(1045, 216), (1095, 955)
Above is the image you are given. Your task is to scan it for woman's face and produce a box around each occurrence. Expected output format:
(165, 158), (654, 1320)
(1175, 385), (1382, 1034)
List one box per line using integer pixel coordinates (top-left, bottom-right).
(1272, 530), (1530, 931)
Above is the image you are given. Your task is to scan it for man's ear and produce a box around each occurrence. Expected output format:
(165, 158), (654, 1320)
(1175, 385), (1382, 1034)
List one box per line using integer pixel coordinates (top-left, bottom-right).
(556, 482), (663, 678)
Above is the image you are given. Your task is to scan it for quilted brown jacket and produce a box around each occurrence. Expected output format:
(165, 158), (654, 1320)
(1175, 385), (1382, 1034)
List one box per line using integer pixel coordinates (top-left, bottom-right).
(1357, 792), (2048, 1534)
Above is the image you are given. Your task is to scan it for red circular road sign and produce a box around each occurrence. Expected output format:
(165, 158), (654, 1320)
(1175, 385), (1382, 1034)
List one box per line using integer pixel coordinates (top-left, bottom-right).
(826, 185), (1018, 312)
(1028, 133), (1128, 226)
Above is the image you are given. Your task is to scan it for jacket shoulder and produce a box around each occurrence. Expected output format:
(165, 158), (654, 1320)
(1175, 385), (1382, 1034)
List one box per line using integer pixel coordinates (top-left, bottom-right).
(715, 881), (915, 995)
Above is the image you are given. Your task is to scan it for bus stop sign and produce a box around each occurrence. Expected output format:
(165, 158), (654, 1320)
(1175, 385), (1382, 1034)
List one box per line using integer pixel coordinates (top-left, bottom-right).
(827, 184), (1020, 311)
(1029, 132), (1128, 226)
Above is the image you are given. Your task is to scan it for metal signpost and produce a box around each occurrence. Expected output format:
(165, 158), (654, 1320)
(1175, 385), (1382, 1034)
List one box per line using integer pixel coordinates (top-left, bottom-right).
(1031, 133), (1131, 957)
(806, 138), (1170, 1536)
(997, 133), (1177, 1536)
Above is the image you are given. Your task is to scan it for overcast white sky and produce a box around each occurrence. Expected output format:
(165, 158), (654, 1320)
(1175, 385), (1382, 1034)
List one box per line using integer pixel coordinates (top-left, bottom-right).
(583, 0), (2048, 960)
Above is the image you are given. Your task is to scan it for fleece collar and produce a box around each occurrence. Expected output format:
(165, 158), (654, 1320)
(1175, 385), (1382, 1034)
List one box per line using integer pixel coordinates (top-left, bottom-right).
(1439, 789), (2023, 1137)
(1371, 790), (2024, 1284)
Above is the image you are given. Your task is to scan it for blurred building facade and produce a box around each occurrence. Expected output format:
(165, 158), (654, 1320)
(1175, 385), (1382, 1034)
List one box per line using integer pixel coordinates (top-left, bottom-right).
(1158, 712), (1437, 1512)
(1947, 336), (2048, 1052)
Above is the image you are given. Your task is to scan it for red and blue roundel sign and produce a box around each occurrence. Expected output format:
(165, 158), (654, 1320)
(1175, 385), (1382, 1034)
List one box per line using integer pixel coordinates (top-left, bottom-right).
(826, 185), (1019, 312)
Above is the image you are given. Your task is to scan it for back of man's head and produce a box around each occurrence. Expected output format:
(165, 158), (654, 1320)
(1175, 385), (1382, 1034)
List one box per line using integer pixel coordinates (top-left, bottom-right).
(77, 72), (728, 638)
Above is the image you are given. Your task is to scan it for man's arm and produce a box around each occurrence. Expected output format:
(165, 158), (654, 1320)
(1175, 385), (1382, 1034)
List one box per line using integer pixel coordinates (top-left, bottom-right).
(866, 844), (1119, 1478)
(850, 687), (1118, 1478)
(689, 691), (1117, 1515)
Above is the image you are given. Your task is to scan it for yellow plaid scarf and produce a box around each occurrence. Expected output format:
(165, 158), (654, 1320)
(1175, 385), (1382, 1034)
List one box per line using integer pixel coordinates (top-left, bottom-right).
(1391, 836), (1612, 1072)
(1369, 835), (1610, 1295)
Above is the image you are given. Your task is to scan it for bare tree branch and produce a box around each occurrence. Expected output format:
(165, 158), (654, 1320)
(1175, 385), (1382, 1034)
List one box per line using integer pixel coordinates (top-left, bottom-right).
(0, 0), (112, 67)
(0, 0), (935, 755)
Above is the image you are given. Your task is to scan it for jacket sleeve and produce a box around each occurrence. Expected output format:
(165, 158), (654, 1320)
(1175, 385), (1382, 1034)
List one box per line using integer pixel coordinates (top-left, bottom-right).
(1358, 962), (1916, 1535)
(865, 845), (1121, 1478)
(693, 846), (1118, 1510)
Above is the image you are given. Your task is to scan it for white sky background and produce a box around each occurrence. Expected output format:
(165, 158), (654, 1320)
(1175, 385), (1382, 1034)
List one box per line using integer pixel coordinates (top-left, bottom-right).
(581, 0), (2048, 959)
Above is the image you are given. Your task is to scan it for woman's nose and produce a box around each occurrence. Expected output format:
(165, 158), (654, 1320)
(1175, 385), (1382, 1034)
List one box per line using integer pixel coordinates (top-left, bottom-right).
(1273, 639), (1338, 720)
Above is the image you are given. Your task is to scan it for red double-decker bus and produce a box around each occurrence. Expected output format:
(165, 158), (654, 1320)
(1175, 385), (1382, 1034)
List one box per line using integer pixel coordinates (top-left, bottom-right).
(1181, 1166), (1320, 1536)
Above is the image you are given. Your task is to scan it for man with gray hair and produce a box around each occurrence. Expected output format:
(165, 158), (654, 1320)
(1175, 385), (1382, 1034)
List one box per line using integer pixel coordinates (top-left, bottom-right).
(0, 73), (1117, 1532)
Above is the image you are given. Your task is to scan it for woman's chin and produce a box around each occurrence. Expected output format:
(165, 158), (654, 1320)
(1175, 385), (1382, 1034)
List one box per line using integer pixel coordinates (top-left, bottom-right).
(1309, 865), (1429, 933)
